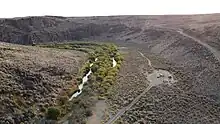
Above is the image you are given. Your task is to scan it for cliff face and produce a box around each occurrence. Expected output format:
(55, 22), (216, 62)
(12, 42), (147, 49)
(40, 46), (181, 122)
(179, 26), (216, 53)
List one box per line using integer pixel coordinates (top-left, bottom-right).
(0, 17), (61, 44)
(1, 14), (220, 46)
(0, 16), (133, 44)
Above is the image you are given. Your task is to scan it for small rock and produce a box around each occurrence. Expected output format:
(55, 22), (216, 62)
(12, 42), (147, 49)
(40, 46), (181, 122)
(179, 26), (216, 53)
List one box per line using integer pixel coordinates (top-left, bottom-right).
(157, 73), (164, 78)
(163, 79), (169, 84)
(168, 75), (172, 79)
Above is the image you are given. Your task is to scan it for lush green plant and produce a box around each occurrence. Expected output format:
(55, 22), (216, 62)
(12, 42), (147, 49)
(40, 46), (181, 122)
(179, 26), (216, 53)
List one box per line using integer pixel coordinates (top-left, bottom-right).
(83, 43), (123, 96)
(38, 42), (123, 121)
(46, 107), (61, 120)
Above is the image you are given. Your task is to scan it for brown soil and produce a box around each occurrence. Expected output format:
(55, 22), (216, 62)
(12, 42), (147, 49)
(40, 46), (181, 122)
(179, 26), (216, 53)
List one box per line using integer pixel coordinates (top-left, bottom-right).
(87, 100), (107, 124)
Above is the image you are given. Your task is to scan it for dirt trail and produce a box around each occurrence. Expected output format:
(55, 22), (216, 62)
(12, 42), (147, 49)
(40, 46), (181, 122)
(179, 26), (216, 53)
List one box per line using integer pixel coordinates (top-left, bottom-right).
(106, 85), (152, 124)
(87, 100), (107, 124)
(177, 30), (220, 62)
(138, 51), (152, 67)
(154, 25), (220, 63)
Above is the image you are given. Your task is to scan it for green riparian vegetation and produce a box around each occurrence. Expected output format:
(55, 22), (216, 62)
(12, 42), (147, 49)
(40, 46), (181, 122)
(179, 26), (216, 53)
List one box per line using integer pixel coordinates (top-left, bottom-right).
(38, 42), (123, 122)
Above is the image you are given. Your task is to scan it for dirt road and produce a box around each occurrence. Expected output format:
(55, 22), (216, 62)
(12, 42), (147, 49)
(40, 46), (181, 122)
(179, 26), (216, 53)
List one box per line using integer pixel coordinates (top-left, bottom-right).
(177, 30), (220, 62)
(138, 51), (152, 67)
(106, 85), (152, 124)
(154, 25), (220, 63)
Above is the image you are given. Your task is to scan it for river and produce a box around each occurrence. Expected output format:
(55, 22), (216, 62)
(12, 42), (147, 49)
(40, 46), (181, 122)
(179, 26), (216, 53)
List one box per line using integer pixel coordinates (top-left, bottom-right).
(69, 57), (117, 101)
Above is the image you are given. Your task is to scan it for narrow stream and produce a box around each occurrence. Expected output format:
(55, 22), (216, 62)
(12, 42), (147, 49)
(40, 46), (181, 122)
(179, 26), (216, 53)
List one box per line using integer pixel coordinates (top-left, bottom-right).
(69, 57), (117, 101)
(113, 58), (117, 67)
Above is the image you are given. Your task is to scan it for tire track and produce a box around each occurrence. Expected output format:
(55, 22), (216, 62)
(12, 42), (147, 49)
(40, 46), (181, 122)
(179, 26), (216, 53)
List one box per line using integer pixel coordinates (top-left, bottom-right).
(138, 51), (152, 67)
(106, 85), (152, 124)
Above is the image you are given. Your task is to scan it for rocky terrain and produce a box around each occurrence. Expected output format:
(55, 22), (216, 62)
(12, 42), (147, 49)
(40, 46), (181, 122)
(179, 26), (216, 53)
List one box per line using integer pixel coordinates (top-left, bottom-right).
(1, 14), (220, 123)
(0, 42), (85, 123)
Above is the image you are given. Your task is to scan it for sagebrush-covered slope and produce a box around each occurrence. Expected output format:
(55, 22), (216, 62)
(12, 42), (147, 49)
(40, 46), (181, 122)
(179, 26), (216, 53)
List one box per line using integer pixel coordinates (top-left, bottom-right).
(0, 42), (85, 123)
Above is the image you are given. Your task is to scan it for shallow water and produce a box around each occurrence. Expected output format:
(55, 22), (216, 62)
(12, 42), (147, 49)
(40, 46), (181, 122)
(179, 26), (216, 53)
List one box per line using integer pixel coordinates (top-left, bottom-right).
(113, 58), (117, 67)
(69, 90), (82, 99)
(69, 57), (117, 101)
(69, 60), (94, 101)
(69, 69), (92, 101)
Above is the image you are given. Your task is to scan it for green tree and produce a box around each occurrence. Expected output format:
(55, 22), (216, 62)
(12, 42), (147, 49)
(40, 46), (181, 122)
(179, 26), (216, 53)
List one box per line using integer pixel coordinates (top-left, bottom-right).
(46, 107), (61, 120)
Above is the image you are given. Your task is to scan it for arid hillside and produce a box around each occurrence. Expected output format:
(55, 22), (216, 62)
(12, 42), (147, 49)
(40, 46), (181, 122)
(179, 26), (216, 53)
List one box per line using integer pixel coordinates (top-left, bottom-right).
(0, 42), (86, 123)
(1, 14), (220, 45)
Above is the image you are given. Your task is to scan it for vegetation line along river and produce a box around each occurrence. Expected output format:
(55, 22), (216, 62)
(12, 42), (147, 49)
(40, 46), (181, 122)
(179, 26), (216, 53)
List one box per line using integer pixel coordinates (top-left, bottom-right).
(36, 42), (123, 123)
(69, 57), (117, 101)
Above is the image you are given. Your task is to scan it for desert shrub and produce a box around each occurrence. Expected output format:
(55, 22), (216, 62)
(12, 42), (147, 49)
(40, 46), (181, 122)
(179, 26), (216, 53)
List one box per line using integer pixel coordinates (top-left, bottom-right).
(46, 107), (60, 120)
(88, 74), (96, 83)
(91, 64), (99, 73)
(88, 53), (96, 61)
(104, 76), (115, 85)
(104, 75), (114, 80)
(76, 48), (90, 53)
(107, 68), (118, 77)
(76, 76), (82, 82)
(85, 108), (93, 117)
(57, 96), (69, 105)
(39, 42), (123, 120)
(115, 64), (121, 70)
(67, 87), (78, 97)
(95, 67), (107, 77)
(96, 75), (104, 82)
(98, 96), (105, 100)
(40, 107), (46, 113)
(81, 63), (91, 76)
(13, 96), (27, 109)
(63, 45), (72, 49)
(115, 53), (123, 62)
(116, 59), (123, 65)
